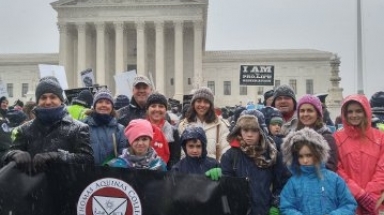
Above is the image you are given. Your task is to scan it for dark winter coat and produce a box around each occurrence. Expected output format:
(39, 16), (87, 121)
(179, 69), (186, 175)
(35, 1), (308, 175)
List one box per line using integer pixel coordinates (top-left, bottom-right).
(171, 156), (218, 174)
(0, 119), (12, 164)
(117, 97), (146, 127)
(221, 140), (287, 215)
(316, 125), (338, 171)
(83, 116), (127, 165)
(172, 125), (219, 174)
(2, 113), (93, 165)
(159, 120), (181, 170)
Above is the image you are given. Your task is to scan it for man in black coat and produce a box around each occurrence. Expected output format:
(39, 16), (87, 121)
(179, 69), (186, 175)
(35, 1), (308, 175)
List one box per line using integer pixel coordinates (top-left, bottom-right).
(1, 77), (93, 172)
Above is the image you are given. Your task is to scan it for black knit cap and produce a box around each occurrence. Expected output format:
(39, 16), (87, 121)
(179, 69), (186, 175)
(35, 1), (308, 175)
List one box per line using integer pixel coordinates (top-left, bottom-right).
(191, 87), (214, 105)
(370, 91), (384, 108)
(146, 93), (168, 109)
(73, 90), (93, 108)
(35, 77), (64, 102)
(0, 96), (7, 104)
(6, 109), (27, 127)
(114, 95), (130, 110)
(271, 84), (297, 109)
(263, 90), (274, 105)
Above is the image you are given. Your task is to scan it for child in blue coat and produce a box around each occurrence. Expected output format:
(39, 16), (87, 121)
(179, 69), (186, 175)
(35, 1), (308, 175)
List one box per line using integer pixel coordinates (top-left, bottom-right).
(172, 126), (221, 180)
(280, 128), (357, 215)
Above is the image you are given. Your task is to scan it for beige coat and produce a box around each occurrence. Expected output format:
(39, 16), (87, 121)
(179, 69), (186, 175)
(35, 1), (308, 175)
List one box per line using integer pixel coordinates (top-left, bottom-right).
(178, 118), (230, 161)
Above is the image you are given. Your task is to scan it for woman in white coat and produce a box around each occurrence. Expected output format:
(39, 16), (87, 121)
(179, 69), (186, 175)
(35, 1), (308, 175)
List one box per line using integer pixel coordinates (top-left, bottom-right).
(178, 87), (229, 161)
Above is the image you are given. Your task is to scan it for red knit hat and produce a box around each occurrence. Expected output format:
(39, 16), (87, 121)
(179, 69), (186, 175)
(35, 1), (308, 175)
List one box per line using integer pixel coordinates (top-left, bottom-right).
(124, 119), (153, 144)
(297, 94), (323, 118)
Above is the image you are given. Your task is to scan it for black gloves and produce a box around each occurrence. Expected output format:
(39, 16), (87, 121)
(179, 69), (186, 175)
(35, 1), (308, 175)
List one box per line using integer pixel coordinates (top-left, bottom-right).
(32, 152), (59, 172)
(11, 151), (32, 172)
(10, 151), (60, 173)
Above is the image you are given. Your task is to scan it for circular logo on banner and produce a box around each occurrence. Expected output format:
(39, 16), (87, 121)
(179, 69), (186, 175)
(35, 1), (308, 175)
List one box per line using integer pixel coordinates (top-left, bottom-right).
(77, 177), (142, 215)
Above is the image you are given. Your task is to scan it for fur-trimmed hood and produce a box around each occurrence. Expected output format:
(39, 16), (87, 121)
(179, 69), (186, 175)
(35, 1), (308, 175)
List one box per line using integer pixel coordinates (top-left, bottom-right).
(281, 127), (330, 167)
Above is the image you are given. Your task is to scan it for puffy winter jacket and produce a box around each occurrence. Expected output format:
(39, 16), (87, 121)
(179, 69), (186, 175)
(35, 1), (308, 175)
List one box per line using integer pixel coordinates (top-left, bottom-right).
(83, 116), (127, 165)
(221, 140), (287, 215)
(280, 165), (357, 215)
(2, 113), (93, 165)
(179, 118), (230, 161)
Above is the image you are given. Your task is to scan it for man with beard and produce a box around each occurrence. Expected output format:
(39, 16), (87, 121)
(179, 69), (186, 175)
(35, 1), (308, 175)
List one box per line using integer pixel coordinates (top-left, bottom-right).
(271, 84), (297, 136)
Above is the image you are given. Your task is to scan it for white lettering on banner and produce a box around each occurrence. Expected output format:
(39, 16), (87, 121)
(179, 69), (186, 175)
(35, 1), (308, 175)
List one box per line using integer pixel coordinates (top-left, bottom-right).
(77, 177), (142, 215)
(239, 65), (274, 86)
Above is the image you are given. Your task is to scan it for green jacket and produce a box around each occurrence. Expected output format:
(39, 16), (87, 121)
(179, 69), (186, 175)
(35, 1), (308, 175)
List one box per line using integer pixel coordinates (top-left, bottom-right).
(67, 104), (88, 120)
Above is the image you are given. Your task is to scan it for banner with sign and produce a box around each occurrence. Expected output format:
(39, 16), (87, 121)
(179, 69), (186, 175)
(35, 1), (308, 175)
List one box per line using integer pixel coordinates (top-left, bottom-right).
(80, 68), (95, 87)
(0, 163), (249, 215)
(114, 70), (137, 98)
(239, 65), (274, 86)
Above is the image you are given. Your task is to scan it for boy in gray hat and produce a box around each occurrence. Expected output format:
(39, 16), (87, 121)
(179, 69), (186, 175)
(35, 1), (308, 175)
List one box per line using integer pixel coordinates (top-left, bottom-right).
(271, 84), (297, 136)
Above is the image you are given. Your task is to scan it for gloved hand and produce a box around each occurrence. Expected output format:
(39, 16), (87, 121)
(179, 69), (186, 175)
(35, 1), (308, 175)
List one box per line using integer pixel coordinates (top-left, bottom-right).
(205, 168), (222, 181)
(357, 192), (376, 213)
(33, 152), (59, 172)
(269, 206), (280, 215)
(11, 151), (32, 171)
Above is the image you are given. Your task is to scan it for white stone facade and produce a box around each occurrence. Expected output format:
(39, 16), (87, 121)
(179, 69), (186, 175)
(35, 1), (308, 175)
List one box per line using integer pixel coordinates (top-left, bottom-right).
(0, 0), (343, 118)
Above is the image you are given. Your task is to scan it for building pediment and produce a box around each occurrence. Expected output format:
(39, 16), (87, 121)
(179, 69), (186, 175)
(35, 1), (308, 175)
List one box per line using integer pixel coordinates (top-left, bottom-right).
(51, 0), (206, 7)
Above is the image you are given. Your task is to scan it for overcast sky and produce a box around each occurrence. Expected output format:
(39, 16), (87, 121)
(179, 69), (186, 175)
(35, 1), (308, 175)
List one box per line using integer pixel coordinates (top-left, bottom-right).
(0, 0), (383, 98)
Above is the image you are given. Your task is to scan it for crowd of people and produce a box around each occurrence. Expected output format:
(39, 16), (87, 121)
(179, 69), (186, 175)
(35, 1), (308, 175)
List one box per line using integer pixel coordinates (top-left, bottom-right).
(1, 75), (384, 215)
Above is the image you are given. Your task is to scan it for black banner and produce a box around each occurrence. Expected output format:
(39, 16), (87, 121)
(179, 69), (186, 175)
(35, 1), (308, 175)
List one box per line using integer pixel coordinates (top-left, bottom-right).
(240, 65), (274, 86)
(0, 163), (249, 215)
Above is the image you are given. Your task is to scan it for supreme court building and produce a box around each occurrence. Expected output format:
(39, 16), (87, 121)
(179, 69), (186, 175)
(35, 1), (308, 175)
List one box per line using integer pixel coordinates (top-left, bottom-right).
(0, 0), (343, 116)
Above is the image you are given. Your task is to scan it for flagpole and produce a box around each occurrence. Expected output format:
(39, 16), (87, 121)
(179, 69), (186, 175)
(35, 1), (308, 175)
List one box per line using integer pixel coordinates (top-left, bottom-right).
(356, 0), (364, 95)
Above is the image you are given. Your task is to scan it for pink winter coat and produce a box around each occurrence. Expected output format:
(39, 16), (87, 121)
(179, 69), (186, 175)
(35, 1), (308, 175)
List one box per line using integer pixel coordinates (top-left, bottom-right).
(334, 94), (384, 214)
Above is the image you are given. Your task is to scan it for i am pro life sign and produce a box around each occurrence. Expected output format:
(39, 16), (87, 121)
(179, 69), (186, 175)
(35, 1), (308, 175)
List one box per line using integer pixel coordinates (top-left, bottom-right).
(240, 65), (274, 86)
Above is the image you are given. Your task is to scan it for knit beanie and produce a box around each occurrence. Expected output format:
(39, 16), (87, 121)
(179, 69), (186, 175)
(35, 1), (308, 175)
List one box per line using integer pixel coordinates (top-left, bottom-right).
(73, 90), (93, 108)
(114, 95), (130, 110)
(35, 77), (64, 102)
(93, 88), (114, 108)
(271, 84), (296, 109)
(146, 93), (168, 109)
(0, 96), (7, 105)
(124, 119), (153, 144)
(370, 91), (384, 108)
(263, 90), (274, 105)
(191, 87), (214, 106)
(6, 109), (27, 127)
(260, 106), (283, 126)
(297, 94), (323, 118)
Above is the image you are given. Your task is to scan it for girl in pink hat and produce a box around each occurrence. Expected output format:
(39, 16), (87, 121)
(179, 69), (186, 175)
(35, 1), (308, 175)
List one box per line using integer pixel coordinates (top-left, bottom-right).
(106, 119), (167, 171)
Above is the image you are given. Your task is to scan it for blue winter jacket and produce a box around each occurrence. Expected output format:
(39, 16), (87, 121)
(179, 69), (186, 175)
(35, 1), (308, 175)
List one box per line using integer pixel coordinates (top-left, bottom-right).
(280, 165), (357, 215)
(83, 116), (127, 165)
(221, 147), (287, 215)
